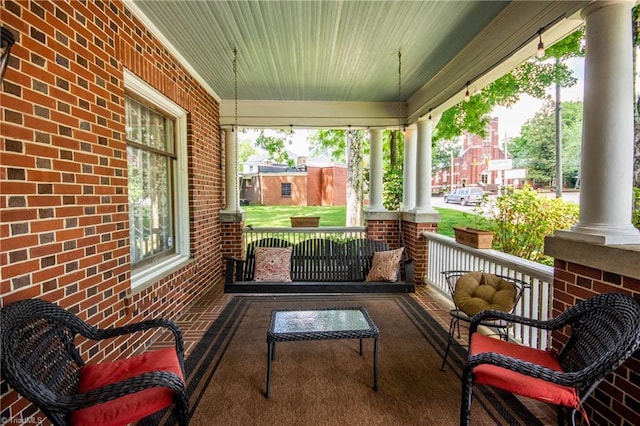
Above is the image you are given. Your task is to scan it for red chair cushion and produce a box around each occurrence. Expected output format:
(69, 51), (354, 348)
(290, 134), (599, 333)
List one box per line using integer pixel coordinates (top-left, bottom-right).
(470, 333), (580, 410)
(71, 347), (184, 426)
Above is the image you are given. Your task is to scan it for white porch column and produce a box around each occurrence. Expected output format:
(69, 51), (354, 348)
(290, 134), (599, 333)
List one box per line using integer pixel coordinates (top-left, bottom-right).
(368, 128), (386, 211)
(414, 115), (440, 213)
(402, 125), (417, 211)
(556, 0), (639, 244)
(221, 127), (242, 215)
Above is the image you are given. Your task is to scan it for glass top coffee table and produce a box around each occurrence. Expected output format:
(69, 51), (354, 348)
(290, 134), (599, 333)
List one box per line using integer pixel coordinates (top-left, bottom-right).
(265, 307), (379, 398)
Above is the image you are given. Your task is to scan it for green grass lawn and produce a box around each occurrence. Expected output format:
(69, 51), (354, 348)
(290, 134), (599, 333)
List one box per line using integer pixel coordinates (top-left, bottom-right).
(242, 205), (480, 237)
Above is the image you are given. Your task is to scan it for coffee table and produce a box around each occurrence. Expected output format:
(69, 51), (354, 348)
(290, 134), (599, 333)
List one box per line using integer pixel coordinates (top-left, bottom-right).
(265, 307), (379, 398)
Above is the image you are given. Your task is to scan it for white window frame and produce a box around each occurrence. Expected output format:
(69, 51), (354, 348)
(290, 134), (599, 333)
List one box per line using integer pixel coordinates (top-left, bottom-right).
(124, 69), (190, 290)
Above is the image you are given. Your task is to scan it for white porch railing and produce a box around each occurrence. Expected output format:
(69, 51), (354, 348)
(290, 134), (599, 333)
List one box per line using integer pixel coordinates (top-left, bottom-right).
(243, 226), (367, 246)
(423, 232), (554, 350)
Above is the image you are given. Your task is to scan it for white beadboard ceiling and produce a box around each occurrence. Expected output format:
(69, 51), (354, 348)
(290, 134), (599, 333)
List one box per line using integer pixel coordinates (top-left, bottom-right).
(127, 0), (588, 127)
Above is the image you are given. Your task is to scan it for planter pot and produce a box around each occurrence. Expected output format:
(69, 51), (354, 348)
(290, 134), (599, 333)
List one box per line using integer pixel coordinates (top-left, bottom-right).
(290, 216), (320, 227)
(453, 227), (494, 249)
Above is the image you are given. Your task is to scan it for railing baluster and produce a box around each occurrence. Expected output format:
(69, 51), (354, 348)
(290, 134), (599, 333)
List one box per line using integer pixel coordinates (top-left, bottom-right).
(424, 232), (553, 350)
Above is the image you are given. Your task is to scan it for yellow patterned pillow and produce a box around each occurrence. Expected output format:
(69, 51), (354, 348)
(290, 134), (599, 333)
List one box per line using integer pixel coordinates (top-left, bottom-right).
(253, 247), (292, 282)
(365, 248), (404, 282)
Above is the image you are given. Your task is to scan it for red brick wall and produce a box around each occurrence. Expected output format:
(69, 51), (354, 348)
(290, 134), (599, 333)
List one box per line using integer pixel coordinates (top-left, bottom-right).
(1, 1), (223, 421)
(401, 221), (437, 285)
(552, 260), (640, 425)
(306, 166), (322, 206)
(321, 166), (346, 206)
(366, 219), (400, 248)
(259, 174), (307, 205)
(365, 218), (437, 284)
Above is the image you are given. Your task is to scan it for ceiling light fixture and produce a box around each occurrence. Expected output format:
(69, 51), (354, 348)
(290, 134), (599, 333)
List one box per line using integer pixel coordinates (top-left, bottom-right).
(464, 82), (470, 102)
(536, 29), (545, 58)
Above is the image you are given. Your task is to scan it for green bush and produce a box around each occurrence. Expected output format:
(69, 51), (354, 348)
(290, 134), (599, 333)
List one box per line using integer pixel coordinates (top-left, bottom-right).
(382, 167), (403, 211)
(473, 186), (579, 265)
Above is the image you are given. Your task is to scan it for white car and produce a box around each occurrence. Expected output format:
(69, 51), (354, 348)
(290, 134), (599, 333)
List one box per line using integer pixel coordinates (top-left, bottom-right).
(443, 187), (485, 206)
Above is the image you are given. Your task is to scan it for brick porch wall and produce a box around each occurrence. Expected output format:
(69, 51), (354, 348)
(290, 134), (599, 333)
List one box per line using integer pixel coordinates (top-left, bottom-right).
(365, 218), (437, 285)
(1, 1), (223, 422)
(366, 219), (400, 249)
(552, 260), (640, 425)
(401, 221), (437, 285)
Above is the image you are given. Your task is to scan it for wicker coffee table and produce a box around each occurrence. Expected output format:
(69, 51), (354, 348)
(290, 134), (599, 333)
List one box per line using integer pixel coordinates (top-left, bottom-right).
(265, 307), (379, 398)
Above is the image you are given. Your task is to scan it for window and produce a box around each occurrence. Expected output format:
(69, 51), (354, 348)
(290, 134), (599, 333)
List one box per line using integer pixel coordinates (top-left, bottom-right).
(281, 182), (292, 198)
(125, 70), (189, 290)
(126, 96), (175, 266)
(481, 172), (489, 185)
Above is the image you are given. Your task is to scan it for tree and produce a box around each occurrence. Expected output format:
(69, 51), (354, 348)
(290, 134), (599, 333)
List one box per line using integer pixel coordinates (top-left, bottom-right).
(237, 139), (258, 164)
(346, 130), (366, 225)
(309, 129), (347, 163)
(434, 28), (584, 142)
(509, 101), (582, 188)
(254, 128), (296, 166)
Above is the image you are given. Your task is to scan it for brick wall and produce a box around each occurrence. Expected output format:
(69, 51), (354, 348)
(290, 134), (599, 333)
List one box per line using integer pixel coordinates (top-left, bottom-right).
(320, 166), (346, 206)
(366, 219), (400, 248)
(260, 174), (307, 205)
(401, 221), (437, 285)
(552, 260), (640, 425)
(1, 0), (223, 422)
(365, 218), (437, 284)
(306, 166), (322, 206)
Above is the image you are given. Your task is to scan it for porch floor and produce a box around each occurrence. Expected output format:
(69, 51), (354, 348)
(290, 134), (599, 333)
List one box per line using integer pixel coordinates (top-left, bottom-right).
(152, 282), (557, 425)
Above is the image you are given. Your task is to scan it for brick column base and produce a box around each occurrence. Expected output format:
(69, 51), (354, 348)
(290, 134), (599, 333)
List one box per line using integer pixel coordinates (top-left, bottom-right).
(365, 215), (438, 285)
(220, 221), (244, 264)
(401, 221), (437, 285)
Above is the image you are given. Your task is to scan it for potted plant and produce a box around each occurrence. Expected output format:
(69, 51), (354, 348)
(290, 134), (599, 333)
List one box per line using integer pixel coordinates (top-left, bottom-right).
(453, 199), (494, 249)
(452, 226), (494, 249)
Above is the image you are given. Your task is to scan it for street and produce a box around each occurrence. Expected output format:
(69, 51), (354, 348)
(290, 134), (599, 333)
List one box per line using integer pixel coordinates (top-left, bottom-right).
(431, 191), (580, 213)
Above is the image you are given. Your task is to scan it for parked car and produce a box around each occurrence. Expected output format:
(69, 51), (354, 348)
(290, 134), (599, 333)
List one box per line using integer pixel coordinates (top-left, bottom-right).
(443, 187), (485, 206)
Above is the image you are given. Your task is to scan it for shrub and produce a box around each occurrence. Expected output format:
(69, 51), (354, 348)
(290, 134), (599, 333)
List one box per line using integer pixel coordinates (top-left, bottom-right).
(473, 186), (579, 265)
(382, 167), (403, 210)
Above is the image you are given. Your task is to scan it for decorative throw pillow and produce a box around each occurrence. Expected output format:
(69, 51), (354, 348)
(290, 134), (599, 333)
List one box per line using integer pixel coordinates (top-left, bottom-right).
(365, 248), (404, 282)
(253, 247), (293, 282)
(453, 271), (517, 317)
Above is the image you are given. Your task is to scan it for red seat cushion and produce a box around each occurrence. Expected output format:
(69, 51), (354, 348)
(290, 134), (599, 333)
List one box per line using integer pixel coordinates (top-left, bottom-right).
(470, 333), (580, 410)
(71, 347), (184, 426)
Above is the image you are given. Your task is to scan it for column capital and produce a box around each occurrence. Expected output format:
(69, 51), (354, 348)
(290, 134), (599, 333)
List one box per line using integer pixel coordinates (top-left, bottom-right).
(581, 0), (635, 18)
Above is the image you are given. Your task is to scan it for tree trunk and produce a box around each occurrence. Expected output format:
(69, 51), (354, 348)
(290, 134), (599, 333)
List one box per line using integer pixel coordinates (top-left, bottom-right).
(390, 130), (397, 168)
(346, 130), (364, 226)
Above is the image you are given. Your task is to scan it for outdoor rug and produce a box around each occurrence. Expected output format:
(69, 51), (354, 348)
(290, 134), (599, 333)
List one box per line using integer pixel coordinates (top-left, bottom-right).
(144, 293), (542, 425)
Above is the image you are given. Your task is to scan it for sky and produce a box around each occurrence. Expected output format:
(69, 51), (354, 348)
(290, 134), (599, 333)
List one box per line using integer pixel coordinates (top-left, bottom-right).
(242, 57), (586, 155)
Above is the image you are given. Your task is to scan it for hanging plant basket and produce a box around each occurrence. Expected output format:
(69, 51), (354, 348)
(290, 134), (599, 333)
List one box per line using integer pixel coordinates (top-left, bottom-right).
(453, 227), (494, 249)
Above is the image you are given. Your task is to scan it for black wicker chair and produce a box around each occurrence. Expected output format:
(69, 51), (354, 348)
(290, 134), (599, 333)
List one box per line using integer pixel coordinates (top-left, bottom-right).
(460, 292), (640, 426)
(0, 298), (189, 425)
(439, 270), (529, 371)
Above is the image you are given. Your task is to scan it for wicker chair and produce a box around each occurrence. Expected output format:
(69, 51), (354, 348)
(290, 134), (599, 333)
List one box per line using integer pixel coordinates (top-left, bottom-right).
(0, 298), (189, 426)
(460, 292), (640, 426)
(439, 270), (529, 371)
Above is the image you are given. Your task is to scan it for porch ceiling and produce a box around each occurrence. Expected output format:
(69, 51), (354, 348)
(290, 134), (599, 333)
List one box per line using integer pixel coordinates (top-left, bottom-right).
(127, 0), (588, 128)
